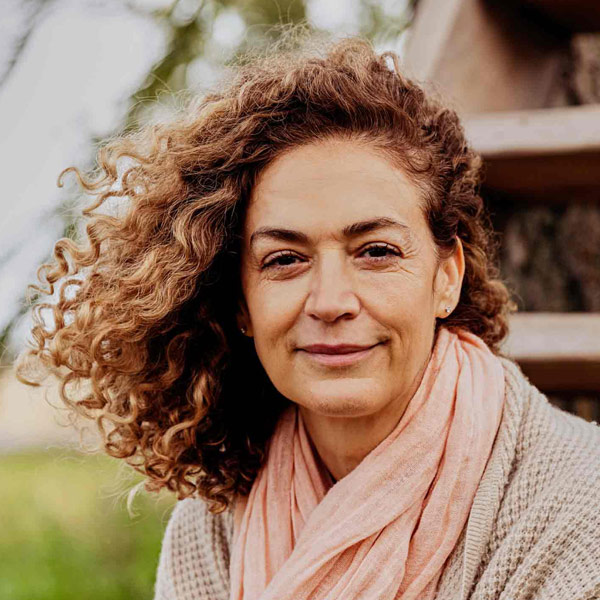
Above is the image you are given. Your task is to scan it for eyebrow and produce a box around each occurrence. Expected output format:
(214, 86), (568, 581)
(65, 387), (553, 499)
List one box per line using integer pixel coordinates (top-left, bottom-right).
(249, 217), (411, 248)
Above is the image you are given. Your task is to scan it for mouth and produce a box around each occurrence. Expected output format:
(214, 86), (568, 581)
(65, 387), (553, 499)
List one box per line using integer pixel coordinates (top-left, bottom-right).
(299, 343), (381, 367)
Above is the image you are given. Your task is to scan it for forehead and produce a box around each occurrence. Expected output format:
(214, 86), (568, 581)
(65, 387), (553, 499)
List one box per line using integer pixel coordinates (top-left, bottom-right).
(244, 140), (427, 240)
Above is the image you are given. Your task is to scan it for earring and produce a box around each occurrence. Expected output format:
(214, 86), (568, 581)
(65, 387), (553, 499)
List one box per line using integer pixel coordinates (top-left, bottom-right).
(445, 306), (452, 314)
(240, 326), (247, 334)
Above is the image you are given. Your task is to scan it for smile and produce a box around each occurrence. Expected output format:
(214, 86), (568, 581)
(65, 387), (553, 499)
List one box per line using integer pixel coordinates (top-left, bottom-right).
(301, 344), (379, 367)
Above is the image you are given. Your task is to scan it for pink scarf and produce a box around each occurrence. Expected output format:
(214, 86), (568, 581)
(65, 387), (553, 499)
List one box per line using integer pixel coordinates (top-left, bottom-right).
(230, 327), (505, 600)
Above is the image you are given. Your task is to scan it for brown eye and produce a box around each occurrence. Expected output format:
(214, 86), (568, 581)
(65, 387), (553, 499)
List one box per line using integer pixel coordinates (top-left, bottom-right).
(360, 243), (402, 261)
(262, 251), (303, 270)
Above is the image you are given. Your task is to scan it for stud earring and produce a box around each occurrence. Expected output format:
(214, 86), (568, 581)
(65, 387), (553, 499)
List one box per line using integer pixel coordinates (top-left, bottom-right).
(240, 326), (247, 334)
(445, 306), (452, 314)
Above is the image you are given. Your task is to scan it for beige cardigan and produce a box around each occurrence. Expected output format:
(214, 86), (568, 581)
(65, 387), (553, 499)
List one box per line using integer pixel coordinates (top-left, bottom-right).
(153, 359), (600, 600)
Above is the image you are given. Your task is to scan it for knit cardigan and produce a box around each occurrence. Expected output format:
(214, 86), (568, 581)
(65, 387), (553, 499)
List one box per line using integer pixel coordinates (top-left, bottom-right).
(153, 358), (600, 600)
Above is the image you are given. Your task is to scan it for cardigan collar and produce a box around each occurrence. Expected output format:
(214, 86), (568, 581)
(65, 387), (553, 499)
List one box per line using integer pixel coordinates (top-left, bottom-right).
(458, 357), (529, 600)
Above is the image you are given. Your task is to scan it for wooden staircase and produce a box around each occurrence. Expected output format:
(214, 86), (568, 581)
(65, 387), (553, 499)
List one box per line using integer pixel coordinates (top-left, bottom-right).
(404, 0), (600, 416)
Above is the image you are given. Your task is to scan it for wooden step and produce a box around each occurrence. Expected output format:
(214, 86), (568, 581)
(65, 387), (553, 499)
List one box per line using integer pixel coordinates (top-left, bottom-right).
(503, 312), (600, 392)
(463, 105), (600, 198)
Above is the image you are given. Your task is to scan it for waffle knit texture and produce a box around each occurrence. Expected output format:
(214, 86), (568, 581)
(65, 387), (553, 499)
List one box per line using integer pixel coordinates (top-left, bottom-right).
(153, 358), (600, 600)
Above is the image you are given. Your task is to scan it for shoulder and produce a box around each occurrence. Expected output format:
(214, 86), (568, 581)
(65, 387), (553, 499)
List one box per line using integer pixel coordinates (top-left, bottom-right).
(499, 357), (600, 488)
(498, 357), (600, 513)
(153, 497), (234, 600)
(476, 358), (600, 599)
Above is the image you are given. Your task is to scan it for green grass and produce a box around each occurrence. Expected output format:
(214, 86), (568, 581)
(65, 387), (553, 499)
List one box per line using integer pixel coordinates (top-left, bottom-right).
(0, 448), (176, 600)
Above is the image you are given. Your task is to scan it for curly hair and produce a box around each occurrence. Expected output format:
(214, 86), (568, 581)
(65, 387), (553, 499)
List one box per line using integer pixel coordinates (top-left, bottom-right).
(16, 33), (514, 513)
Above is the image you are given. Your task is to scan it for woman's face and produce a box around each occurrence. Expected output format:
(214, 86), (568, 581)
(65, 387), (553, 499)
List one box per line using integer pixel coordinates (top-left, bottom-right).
(237, 138), (464, 420)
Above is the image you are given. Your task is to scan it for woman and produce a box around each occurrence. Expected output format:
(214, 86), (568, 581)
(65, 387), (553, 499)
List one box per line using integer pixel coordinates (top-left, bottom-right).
(17, 35), (600, 600)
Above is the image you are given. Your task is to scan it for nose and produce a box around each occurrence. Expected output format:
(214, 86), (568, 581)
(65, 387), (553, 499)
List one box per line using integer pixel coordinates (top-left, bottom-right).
(304, 249), (360, 323)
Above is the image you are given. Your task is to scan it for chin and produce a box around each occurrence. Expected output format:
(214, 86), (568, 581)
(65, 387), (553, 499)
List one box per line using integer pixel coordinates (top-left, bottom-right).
(299, 380), (382, 418)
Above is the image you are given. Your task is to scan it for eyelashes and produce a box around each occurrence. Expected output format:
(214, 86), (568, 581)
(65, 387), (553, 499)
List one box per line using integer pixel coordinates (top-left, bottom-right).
(361, 243), (403, 261)
(261, 243), (403, 271)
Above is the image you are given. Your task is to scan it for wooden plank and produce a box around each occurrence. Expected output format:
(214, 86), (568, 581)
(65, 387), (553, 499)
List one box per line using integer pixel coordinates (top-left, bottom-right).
(403, 0), (569, 113)
(464, 105), (600, 157)
(503, 313), (600, 392)
(479, 153), (600, 197)
(500, 0), (600, 33)
(464, 105), (600, 195)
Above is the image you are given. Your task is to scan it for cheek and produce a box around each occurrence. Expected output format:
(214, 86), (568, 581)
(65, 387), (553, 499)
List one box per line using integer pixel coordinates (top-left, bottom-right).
(365, 274), (436, 323)
(246, 282), (301, 367)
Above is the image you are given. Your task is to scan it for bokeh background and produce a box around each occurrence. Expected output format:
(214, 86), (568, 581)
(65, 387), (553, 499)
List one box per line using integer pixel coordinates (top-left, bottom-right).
(1, 1), (598, 598)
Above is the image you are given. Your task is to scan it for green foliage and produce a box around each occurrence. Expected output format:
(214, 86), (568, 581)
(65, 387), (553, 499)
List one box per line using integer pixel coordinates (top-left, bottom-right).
(0, 449), (176, 600)
(126, 0), (413, 128)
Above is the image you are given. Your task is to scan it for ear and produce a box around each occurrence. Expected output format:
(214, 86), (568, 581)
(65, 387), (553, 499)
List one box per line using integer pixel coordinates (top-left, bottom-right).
(235, 295), (254, 337)
(434, 237), (465, 319)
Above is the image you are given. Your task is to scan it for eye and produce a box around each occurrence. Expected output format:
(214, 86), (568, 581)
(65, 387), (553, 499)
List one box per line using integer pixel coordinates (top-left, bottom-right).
(359, 243), (402, 261)
(262, 251), (303, 270)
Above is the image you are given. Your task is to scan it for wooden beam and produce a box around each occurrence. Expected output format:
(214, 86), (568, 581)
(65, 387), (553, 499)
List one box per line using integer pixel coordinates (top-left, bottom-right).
(480, 153), (600, 198)
(403, 0), (569, 113)
(499, 0), (600, 33)
(464, 104), (600, 157)
(464, 105), (600, 195)
(503, 312), (600, 392)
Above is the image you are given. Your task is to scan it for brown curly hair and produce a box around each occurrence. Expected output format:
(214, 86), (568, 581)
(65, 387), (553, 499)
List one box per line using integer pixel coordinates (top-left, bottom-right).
(16, 33), (513, 513)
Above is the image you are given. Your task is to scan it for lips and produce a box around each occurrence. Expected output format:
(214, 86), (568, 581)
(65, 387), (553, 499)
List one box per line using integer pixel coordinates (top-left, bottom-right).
(298, 343), (381, 367)
(301, 344), (378, 354)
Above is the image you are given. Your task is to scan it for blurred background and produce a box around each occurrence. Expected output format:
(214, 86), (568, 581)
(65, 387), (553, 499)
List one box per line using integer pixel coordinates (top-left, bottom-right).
(0, 0), (598, 598)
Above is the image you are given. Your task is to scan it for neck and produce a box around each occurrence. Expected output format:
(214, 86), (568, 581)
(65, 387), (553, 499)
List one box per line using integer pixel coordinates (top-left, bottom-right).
(300, 410), (395, 482)
(298, 360), (428, 483)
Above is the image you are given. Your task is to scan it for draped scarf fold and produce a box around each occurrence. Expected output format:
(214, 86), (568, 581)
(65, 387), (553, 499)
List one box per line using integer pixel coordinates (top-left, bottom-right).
(229, 327), (505, 600)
